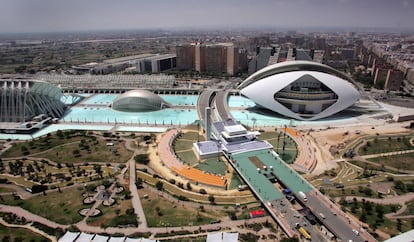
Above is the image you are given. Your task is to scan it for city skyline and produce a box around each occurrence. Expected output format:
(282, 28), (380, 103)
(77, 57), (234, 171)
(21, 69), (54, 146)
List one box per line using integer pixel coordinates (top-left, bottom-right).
(0, 0), (413, 33)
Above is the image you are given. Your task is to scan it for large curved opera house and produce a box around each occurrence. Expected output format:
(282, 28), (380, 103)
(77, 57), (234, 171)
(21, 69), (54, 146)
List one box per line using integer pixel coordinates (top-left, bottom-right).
(0, 79), (65, 122)
(111, 89), (170, 112)
(239, 61), (361, 121)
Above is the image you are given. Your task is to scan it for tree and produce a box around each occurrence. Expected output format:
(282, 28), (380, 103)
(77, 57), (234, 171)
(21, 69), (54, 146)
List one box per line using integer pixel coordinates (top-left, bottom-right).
(14, 65), (26, 73)
(397, 218), (403, 232)
(72, 149), (80, 157)
(394, 180), (406, 192)
(93, 164), (102, 177)
(208, 195), (215, 204)
(375, 204), (384, 219)
(360, 211), (367, 223)
(155, 181), (163, 191)
(134, 154), (149, 165)
(186, 182), (192, 191)
(228, 211), (237, 220)
(364, 187), (373, 197)
(21, 145), (29, 155)
(135, 178), (143, 189)
(56, 130), (64, 139)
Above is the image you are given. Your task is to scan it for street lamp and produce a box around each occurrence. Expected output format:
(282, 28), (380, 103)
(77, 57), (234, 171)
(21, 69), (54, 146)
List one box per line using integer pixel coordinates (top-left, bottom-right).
(217, 140), (221, 162)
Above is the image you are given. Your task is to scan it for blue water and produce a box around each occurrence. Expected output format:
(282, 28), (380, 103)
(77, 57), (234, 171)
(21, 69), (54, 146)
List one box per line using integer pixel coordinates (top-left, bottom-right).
(231, 110), (300, 127)
(82, 94), (118, 105)
(228, 95), (256, 108)
(1, 93), (354, 140)
(161, 95), (198, 106)
(62, 107), (197, 125)
(61, 95), (83, 105)
(81, 94), (198, 106)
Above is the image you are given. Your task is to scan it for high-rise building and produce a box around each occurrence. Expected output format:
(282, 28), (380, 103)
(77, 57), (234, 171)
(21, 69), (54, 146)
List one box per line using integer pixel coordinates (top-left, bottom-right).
(176, 43), (247, 75)
(313, 38), (326, 50)
(176, 44), (196, 71)
(385, 69), (404, 91)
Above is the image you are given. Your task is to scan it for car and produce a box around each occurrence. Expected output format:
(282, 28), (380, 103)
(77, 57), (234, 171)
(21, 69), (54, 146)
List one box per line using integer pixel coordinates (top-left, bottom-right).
(286, 195), (295, 203)
(334, 183), (344, 189)
(319, 213), (326, 219)
(352, 229), (359, 236)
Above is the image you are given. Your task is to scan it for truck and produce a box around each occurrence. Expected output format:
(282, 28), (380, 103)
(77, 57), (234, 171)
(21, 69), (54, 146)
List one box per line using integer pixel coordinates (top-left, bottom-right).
(298, 191), (307, 202)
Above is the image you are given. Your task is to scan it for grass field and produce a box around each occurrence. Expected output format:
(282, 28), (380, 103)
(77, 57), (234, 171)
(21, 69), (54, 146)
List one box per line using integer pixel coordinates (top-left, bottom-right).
(0, 224), (49, 242)
(32, 139), (131, 164)
(173, 140), (194, 152)
(1, 133), (84, 158)
(138, 171), (256, 204)
(0, 186), (89, 224)
(358, 136), (414, 156)
(179, 132), (203, 141)
(1, 131), (132, 164)
(229, 172), (245, 190)
(86, 198), (135, 228)
(0, 187), (18, 193)
(348, 160), (403, 174)
(342, 201), (410, 237)
(368, 152), (414, 171)
(260, 131), (298, 164)
(139, 187), (222, 227)
(175, 150), (198, 166)
(195, 158), (227, 176)
(0, 175), (37, 187)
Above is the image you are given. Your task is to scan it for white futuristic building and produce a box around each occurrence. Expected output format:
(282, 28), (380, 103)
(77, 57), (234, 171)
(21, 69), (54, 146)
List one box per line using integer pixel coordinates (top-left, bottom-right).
(0, 79), (65, 122)
(239, 61), (361, 120)
(112, 89), (170, 112)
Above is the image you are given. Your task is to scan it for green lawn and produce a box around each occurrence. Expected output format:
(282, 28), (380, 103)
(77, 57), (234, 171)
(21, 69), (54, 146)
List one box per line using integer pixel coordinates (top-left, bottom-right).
(349, 160), (388, 172)
(341, 200), (402, 235)
(195, 158), (227, 176)
(358, 136), (414, 156)
(1, 131), (132, 164)
(0, 175), (36, 187)
(368, 152), (414, 171)
(260, 131), (298, 164)
(173, 140), (194, 152)
(229, 172), (245, 190)
(32, 139), (131, 164)
(138, 171), (256, 204)
(179, 132), (202, 141)
(0, 187), (16, 193)
(0, 224), (50, 242)
(175, 150), (198, 166)
(0, 186), (89, 224)
(1, 132), (84, 158)
(140, 187), (219, 227)
(400, 201), (414, 216)
(87, 198), (135, 228)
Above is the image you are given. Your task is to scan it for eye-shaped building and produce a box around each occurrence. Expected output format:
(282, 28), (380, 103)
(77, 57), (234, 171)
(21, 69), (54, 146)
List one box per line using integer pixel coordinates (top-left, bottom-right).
(239, 61), (361, 121)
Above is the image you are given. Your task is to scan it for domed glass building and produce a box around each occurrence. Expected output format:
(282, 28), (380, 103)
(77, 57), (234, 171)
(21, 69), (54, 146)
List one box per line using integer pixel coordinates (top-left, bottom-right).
(239, 61), (361, 121)
(0, 79), (65, 122)
(112, 89), (170, 112)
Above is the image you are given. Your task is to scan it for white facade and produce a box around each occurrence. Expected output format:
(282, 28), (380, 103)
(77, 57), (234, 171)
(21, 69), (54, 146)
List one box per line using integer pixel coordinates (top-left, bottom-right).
(240, 61), (361, 121)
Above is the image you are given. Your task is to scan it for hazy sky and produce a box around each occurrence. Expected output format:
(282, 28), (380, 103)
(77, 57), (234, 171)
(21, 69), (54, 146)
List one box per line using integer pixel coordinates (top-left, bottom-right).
(0, 0), (413, 33)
